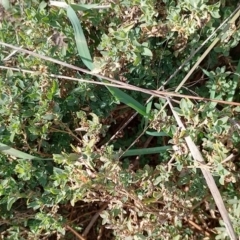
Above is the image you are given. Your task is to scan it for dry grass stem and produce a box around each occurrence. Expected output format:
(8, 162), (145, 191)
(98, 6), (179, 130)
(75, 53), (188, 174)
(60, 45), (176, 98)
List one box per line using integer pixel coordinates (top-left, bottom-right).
(167, 98), (237, 240)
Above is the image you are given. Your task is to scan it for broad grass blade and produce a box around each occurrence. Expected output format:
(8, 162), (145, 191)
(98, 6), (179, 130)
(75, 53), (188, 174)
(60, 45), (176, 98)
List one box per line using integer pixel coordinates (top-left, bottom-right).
(0, 143), (51, 160)
(66, 6), (93, 70)
(107, 87), (147, 116)
(70, 3), (109, 11)
(66, 6), (146, 116)
(146, 131), (169, 137)
(123, 146), (171, 157)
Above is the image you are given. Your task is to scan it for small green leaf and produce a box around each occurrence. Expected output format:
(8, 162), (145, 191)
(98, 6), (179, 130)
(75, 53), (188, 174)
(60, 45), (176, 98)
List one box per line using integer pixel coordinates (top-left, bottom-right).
(142, 47), (152, 57)
(202, 68), (214, 78)
(173, 235), (181, 240)
(122, 23), (135, 32)
(7, 196), (19, 211)
(153, 176), (162, 186)
(114, 31), (128, 40)
(38, 1), (47, 11)
(42, 113), (55, 120)
(207, 2), (221, 18)
(27, 201), (41, 210)
(215, 116), (229, 126)
(179, 98), (188, 111)
(53, 167), (66, 175)
(6, 69), (13, 77)
(219, 176), (225, 185)
(15, 162), (32, 181)
(176, 163), (183, 171)
(187, 0), (200, 8)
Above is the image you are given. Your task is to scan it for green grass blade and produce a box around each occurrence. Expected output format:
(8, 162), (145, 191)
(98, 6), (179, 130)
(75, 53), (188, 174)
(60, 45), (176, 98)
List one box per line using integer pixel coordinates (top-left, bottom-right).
(234, 60), (240, 79)
(66, 6), (146, 116)
(146, 131), (169, 137)
(107, 87), (147, 116)
(0, 142), (52, 160)
(122, 146), (171, 157)
(66, 6), (93, 70)
(231, 60), (240, 101)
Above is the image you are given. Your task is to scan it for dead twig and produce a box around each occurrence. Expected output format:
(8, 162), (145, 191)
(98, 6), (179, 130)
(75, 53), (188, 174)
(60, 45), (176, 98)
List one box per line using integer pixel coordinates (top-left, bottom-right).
(167, 98), (237, 240)
(66, 225), (86, 240)
(82, 203), (108, 237)
(1, 46), (240, 106)
(185, 218), (211, 237)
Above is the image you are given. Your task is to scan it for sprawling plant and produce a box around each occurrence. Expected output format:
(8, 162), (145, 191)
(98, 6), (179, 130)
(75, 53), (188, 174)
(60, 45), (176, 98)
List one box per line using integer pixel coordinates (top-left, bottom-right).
(0, 0), (240, 239)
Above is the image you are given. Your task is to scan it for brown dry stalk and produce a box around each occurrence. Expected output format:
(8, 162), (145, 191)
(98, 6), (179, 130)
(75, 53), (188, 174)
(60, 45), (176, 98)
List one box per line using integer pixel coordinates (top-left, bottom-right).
(82, 203), (108, 237)
(0, 42), (240, 107)
(167, 98), (237, 240)
(66, 225), (86, 240)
